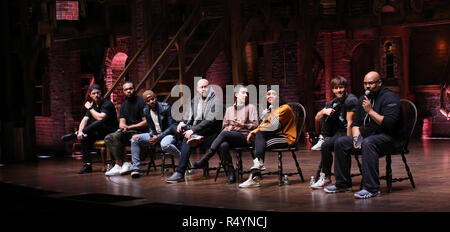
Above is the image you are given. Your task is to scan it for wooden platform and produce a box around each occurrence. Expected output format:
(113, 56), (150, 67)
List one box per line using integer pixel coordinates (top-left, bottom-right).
(1, 138), (450, 213)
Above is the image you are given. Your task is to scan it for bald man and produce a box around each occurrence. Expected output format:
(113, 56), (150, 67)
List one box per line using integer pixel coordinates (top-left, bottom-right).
(128, 90), (179, 178)
(324, 71), (405, 199)
(166, 78), (222, 183)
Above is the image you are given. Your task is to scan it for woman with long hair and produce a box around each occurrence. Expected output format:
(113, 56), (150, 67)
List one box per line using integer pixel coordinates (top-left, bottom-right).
(192, 84), (259, 184)
(239, 88), (297, 188)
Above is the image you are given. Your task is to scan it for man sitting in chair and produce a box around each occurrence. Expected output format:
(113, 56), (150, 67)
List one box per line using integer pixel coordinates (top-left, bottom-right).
(61, 84), (118, 174)
(166, 78), (222, 183)
(104, 81), (147, 176)
(129, 90), (179, 178)
(311, 76), (358, 189)
(324, 71), (405, 199)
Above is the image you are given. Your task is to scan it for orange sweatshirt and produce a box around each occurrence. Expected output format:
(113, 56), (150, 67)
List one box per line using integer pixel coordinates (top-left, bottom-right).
(252, 104), (297, 146)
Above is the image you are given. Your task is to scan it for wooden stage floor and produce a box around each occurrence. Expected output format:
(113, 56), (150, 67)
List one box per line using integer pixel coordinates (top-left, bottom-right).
(1, 138), (449, 213)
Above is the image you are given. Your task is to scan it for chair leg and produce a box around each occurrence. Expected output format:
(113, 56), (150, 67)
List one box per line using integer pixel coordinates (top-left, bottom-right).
(236, 151), (243, 180)
(401, 152), (415, 188)
(315, 161), (322, 181)
(291, 151), (304, 182)
(100, 148), (106, 172)
(386, 154), (393, 193)
(161, 154), (166, 176)
(278, 152), (283, 186)
(171, 155), (176, 172)
(214, 156), (223, 182)
(354, 154), (363, 190)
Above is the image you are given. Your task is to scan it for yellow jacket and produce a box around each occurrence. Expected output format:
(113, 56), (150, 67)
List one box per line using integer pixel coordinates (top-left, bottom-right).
(252, 104), (297, 146)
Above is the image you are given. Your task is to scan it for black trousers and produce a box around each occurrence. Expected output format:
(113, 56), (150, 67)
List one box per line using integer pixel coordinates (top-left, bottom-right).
(176, 132), (217, 174)
(334, 134), (395, 192)
(210, 131), (248, 168)
(320, 130), (346, 176)
(81, 120), (114, 164)
(254, 130), (289, 162)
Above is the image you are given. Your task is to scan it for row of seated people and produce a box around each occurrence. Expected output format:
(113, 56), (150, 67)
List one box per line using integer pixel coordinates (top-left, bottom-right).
(62, 79), (297, 188)
(62, 70), (407, 199)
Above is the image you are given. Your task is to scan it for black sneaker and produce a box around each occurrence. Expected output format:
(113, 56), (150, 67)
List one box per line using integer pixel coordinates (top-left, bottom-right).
(78, 164), (92, 174)
(186, 134), (204, 147)
(61, 132), (77, 142)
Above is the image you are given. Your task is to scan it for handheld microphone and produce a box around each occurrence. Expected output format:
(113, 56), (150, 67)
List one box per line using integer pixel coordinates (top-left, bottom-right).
(260, 105), (272, 121)
(325, 102), (340, 123)
(365, 90), (372, 99)
(332, 102), (340, 110)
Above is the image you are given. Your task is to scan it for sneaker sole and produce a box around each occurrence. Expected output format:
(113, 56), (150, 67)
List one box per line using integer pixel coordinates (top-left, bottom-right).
(354, 191), (381, 199)
(166, 178), (185, 183)
(324, 187), (352, 193)
(239, 184), (261, 188)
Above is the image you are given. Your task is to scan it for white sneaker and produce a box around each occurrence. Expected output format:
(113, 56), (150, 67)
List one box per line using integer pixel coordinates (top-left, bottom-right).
(311, 135), (326, 150)
(311, 172), (332, 189)
(131, 171), (141, 178)
(105, 164), (122, 176)
(250, 158), (266, 171)
(239, 174), (261, 188)
(120, 162), (133, 175)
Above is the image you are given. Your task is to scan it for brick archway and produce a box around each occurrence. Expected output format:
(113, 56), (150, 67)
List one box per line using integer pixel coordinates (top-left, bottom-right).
(104, 37), (131, 105)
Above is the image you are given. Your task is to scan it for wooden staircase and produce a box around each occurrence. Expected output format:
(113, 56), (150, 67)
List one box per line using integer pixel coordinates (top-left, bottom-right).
(105, 1), (227, 105)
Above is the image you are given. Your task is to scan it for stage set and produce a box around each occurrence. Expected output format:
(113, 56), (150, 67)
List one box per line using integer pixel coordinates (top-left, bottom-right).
(1, 0), (450, 220)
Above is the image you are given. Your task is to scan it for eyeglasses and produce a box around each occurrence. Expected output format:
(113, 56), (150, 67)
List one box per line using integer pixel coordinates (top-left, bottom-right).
(363, 80), (380, 86)
(145, 97), (156, 103)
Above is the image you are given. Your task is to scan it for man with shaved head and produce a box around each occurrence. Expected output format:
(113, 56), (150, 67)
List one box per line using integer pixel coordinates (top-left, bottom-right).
(324, 71), (405, 199)
(128, 90), (179, 178)
(166, 78), (222, 183)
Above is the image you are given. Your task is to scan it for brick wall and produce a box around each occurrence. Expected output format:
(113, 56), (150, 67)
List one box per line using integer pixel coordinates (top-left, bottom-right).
(35, 41), (80, 152)
(206, 51), (232, 89)
(56, 1), (79, 21)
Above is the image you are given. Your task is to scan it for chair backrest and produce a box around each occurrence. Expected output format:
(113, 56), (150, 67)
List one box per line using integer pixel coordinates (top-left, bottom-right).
(287, 102), (306, 146)
(400, 99), (418, 148)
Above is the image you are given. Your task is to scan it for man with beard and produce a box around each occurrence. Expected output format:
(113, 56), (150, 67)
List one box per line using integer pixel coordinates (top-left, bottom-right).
(324, 71), (405, 199)
(166, 78), (222, 183)
(61, 84), (118, 174)
(104, 81), (147, 176)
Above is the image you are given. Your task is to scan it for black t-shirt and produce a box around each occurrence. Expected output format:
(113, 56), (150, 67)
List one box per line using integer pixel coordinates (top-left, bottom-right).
(119, 95), (146, 132)
(324, 93), (358, 132)
(85, 98), (118, 132)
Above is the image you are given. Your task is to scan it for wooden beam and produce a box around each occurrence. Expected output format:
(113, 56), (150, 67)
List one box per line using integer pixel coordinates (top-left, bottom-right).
(228, 0), (247, 85)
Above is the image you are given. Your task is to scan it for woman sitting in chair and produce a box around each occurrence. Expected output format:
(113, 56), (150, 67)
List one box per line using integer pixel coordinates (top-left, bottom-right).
(239, 88), (297, 188)
(192, 84), (259, 184)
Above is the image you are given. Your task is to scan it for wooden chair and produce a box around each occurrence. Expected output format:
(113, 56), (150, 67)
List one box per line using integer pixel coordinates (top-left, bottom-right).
(353, 99), (417, 192)
(215, 146), (255, 183)
(92, 140), (111, 172)
(261, 102), (306, 185)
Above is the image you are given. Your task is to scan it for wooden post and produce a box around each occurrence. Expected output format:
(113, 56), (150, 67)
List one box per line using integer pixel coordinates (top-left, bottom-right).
(401, 27), (411, 99)
(228, 0), (247, 85)
(324, 32), (334, 102)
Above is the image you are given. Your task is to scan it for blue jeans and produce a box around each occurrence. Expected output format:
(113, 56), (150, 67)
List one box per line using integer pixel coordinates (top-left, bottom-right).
(130, 134), (180, 171)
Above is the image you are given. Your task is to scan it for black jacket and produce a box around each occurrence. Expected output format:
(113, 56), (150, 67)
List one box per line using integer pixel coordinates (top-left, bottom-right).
(352, 85), (405, 150)
(143, 101), (177, 142)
